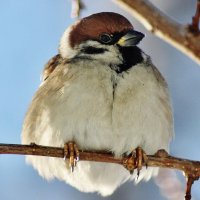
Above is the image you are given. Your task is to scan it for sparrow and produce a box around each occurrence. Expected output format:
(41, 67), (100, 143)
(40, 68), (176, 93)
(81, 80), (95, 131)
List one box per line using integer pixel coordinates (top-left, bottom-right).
(22, 12), (173, 196)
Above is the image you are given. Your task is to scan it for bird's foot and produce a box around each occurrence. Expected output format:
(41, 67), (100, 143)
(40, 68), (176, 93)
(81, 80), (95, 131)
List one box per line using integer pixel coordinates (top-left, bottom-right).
(63, 142), (80, 172)
(123, 147), (148, 177)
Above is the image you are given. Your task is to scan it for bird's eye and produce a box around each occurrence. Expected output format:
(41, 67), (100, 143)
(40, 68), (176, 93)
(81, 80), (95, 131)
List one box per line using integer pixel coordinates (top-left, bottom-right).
(99, 33), (113, 44)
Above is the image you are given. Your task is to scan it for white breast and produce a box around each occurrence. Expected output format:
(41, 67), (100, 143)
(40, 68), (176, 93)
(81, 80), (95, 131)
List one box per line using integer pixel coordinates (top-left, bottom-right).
(112, 63), (173, 155)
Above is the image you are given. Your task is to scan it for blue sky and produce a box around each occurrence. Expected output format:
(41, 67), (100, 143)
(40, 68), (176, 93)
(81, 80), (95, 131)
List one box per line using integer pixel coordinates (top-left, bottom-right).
(0, 0), (200, 200)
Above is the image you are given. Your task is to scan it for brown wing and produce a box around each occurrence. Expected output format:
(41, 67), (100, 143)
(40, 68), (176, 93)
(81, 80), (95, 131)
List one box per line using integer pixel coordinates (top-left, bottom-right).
(42, 54), (63, 82)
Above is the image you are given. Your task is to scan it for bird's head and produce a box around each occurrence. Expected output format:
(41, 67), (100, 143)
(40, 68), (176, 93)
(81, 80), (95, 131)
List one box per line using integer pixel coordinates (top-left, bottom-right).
(59, 12), (145, 73)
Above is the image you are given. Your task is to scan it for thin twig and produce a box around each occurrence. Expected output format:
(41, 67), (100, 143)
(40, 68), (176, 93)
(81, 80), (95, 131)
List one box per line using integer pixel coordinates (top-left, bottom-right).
(112, 0), (200, 65)
(185, 175), (199, 200)
(71, 0), (84, 18)
(189, 0), (200, 33)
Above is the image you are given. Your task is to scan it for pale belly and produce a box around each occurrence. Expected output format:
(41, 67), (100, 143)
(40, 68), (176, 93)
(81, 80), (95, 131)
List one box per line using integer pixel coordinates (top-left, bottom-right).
(22, 64), (172, 195)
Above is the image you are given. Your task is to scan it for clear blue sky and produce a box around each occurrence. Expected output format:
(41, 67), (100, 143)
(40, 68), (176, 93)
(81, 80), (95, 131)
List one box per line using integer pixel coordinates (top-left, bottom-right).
(0, 0), (200, 200)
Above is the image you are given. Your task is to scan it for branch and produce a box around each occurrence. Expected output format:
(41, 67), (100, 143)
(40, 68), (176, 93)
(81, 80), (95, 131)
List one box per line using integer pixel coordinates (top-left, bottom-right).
(0, 143), (200, 199)
(112, 0), (200, 65)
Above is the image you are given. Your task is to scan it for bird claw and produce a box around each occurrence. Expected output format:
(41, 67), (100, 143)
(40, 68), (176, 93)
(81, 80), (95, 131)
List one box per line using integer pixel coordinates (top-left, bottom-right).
(123, 147), (148, 177)
(64, 142), (80, 172)
(135, 147), (148, 178)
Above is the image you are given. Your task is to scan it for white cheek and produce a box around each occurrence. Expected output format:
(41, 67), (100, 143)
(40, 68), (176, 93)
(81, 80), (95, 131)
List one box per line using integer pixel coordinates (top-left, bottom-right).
(102, 45), (123, 64)
(59, 22), (80, 59)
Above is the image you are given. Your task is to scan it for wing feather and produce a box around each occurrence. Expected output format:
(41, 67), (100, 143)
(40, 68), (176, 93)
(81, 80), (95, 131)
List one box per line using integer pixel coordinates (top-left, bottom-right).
(41, 54), (63, 82)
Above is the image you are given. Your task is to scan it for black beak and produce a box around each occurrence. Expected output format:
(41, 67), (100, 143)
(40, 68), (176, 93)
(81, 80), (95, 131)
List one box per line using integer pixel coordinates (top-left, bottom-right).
(117, 30), (145, 47)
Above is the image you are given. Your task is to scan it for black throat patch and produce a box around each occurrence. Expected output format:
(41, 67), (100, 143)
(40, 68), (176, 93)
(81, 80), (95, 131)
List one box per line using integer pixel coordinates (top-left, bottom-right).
(117, 46), (143, 73)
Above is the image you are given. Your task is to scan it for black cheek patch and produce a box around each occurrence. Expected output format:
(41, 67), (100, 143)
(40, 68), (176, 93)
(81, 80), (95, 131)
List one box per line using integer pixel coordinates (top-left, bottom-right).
(81, 46), (108, 54)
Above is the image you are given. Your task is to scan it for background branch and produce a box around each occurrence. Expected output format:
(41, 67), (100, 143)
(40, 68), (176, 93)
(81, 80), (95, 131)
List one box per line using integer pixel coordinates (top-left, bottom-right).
(112, 0), (200, 65)
(189, 0), (200, 33)
(0, 143), (200, 200)
(71, 0), (84, 18)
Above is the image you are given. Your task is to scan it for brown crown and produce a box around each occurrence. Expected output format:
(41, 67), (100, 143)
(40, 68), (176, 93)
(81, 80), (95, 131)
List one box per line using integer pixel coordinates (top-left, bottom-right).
(69, 12), (133, 47)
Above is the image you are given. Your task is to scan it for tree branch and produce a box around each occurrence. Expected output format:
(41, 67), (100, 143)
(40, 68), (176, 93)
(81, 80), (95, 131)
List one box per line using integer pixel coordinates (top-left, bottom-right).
(0, 143), (200, 199)
(112, 0), (200, 65)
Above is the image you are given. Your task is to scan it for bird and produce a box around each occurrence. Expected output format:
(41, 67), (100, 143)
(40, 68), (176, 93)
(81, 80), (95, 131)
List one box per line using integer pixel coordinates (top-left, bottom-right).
(22, 12), (173, 196)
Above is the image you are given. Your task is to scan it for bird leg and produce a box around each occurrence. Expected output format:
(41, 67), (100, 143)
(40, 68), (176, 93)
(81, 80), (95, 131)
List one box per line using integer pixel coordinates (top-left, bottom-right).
(123, 147), (148, 177)
(64, 142), (80, 172)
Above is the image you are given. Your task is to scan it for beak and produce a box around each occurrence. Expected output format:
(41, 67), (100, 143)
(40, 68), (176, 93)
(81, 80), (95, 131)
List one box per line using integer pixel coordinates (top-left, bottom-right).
(117, 30), (145, 47)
